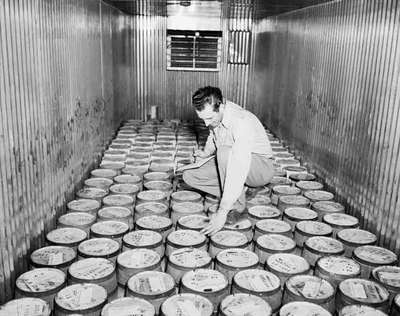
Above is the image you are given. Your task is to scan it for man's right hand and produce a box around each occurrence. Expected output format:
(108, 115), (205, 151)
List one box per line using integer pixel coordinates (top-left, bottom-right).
(194, 150), (209, 159)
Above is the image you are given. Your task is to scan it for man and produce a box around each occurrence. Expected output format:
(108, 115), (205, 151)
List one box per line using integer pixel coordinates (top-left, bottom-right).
(183, 86), (274, 236)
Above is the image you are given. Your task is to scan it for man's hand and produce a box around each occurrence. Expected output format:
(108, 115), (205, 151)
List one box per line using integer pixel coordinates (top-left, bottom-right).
(200, 210), (228, 236)
(194, 149), (210, 160)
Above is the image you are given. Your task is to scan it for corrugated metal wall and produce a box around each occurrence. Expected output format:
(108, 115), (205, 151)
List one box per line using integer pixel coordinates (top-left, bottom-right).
(0, 0), (126, 303)
(251, 0), (400, 251)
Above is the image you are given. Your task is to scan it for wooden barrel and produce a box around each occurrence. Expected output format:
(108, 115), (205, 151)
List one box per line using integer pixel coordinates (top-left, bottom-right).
(372, 266), (400, 305)
(315, 256), (361, 288)
(209, 231), (252, 258)
(232, 269), (282, 313)
(102, 194), (134, 212)
(170, 190), (203, 205)
(303, 190), (334, 203)
(283, 207), (318, 231)
(126, 271), (176, 314)
(295, 180), (324, 193)
(15, 268), (66, 310)
(101, 297), (155, 316)
(289, 172), (316, 182)
(97, 206), (133, 229)
(246, 195), (272, 209)
(177, 214), (209, 231)
(135, 215), (173, 241)
(78, 238), (120, 264)
(114, 174), (142, 190)
(222, 219), (253, 241)
(271, 185), (301, 206)
(278, 195), (310, 212)
(109, 183), (139, 199)
(54, 283), (107, 316)
(135, 202), (169, 220)
(337, 229), (377, 257)
(90, 220), (129, 245)
(46, 227), (87, 250)
(303, 236), (345, 266)
(143, 180), (173, 198)
(57, 212), (96, 235)
(91, 168), (118, 179)
(67, 199), (101, 217)
(294, 220), (332, 247)
(219, 293), (272, 316)
(76, 187), (108, 203)
(161, 293), (213, 316)
(254, 219), (292, 240)
(143, 171), (171, 183)
(30, 246), (76, 273)
(352, 246), (397, 278)
(323, 213), (359, 238)
(84, 177), (113, 191)
(0, 298), (51, 316)
(267, 176), (292, 189)
(123, 230), (164, 257)
(136, 190), (168, 206)
(312, 201), (345, 220)
(255, 234), (296, 265)
(283, 166), (308, 178)
(248, 205), (281, 225)
(279, 302), (331, 316)
(99, 162), (125, 174)
(339, 305), (388, 316)
(171, 202), (205, 225)
(165, 230), (207, 257)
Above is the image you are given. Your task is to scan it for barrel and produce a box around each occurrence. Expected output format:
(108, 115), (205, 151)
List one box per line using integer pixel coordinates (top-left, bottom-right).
(336, 278), (390, 313)
(302, 236), (345, 266)
(123, 230), (164, 257)
(219, 293), (272, 316)
(177, 214), (209, 231)
(246, 195), (272, 208)
(204, 194), (219, 212)
(289, 172), (316, 182)
(102, 194), (134, 212)
(109, 184), (139, 200)
(143, 171), (171, 183)
(312, 201), (345, 220)
(279, 301), (332, 316)
(222, 219), (253, 241)
(255, 234), (296, 264)
(180, 269), (229, 313)
(135, 202), (169, 220)
(67, 199), (101, 216)
(278, 195), (310, 212)
(322, 213), (359, 237)
(165, 230), (207, 256)
(337, 229), (377, 257)
(126, 271), (176, 314)
(372, 266), (400, 305)
(339, 305), (388, 316)
(171, 202), (205, 225)
(78, 238), (120, 264)
(90, 220), (129, 245)
(114, 174), (142, 190)
(104, 149), (126, 160)
(15, 268), (66, 310)
(295, 180), (324, 193)
(160, 293), (213, 316)
(294, 221), (332, 247)
(267, 176), (292, 189)
(283, 207), (318, 231)
(149, 160), (174, 173)
(84, 178), (113, 191)
(166, 248), (212, 284)
(215, 249), (259, 284)
(282, 275), (335, 314)
(303, 190), (334, 203)
(265, 253), (311, 287)
(123, 163), (149, 177)
(30, 246), (76, 273)
(0, 298), (51, 316)
(101, 297), (155, 316)
(136, 190), (168, 205)
(352, 246), (398, 278)
(46, 227), (87, 250)
(54, 283), (107, 316)
(68, 258), (117, 298)
(57, 212), (96, 235)
(248, 205), (281, 225)
(135, 215), (173, 241)
(271, 185), (301, 206)
(97, 206), (133, 229)
(144, 180), (173, 198)
(91, 168), (118, 179)
(209, 231), (252, 258)
(254, 219), (292, 240)
(314, 256), (361, 288)
(100, 161), (125, 174)
(282, 166), (308, 178)
(232, 269), (282, 313)
(170, 190), (202, 205)
(117, 249), (162, 287)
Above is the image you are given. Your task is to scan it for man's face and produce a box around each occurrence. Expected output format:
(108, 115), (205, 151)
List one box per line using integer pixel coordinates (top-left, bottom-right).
(196, 102), (222, 129)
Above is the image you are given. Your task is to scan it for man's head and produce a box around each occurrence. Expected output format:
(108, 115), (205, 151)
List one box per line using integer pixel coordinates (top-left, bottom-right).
(192, 86), (224, 128)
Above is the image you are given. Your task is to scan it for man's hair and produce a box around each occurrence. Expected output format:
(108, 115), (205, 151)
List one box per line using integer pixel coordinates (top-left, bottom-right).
(192, 86), (223, 111)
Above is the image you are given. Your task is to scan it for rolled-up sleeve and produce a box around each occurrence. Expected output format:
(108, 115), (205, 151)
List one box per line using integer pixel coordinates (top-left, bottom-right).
(219, 118), (254, 211)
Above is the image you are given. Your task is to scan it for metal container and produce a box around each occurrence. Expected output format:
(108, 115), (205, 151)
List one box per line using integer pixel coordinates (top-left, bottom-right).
(248, 205), (281, 226)
(171, 202), (205, 225)
(372, 266), (400, 305)
(78, 238), (120, 264)
(170, 190), (203, 205)
(177, 214), (209, 231)
(30, 246), (77, 273)
(303, 190), (334, 203)
(135, 202), (169, 220)
(278, 195), (310, 213)
(109, 184), (139, 199)
(337, 229), (377, 257)
(339, 305), (388, 316)
(352, 246), (397, 278)
(90, 220), (130, 245)
(209, 231), (252, 258)
(283, 207), (318, 232)
(114, 174), (143, 190)
(255, 234), (296, 264)
(322, 213), (359, 238)
(84, 178), (114, 191)
(279, 302), (332, 316)
(311, 201), (345, 221)
(0, 298), (51, 316)
(289, 173), (316, 182)
(295, 181), (324, 193)
(46, 227), (87, 250)
(91, 168), (118, 180)
(222, 219), (254, 241)
(97, 206), (133, 229)
(58, 212), (96, 235)
(271, 185), (301, 206)
(136, 190), (168, 206)
(102, 194), (135, 212)
(67, 199), (101, 217)
(123, 230), (164, 257)
(294, 221), (333, 247)
(302, 236), (345, 267)
(219, 293), (272, 316)
(165, 230), (207, 257)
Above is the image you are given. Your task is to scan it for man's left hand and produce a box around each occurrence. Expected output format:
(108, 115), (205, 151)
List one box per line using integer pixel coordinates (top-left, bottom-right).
(200, 211), (228, 236)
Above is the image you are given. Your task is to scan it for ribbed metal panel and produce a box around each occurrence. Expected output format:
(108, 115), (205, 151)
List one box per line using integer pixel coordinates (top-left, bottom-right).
(0, 0), (122, 303)
(252, 0), (400, 251)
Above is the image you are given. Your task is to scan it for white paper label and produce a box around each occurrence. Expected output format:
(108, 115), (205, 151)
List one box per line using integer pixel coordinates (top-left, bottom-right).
(249, 276), (271, 291)
(302, 281), (321, 298)
(108, 306), (142, 315)
(78, 287), (93, 306)
(349, 283), (367, 299)
(176, 301), (201, 316)
(148, 276), (166, 293)
(48, 252), (63, 265)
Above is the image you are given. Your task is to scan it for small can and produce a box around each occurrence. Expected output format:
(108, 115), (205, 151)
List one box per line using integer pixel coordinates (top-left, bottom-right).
(171, 202), (205, 225)
(222, 219), (253, 241)
(78, 238), (120, 264)
(0, 298), (51, 316)
(303, 236), (345, 266)
(101, 297), (155, 316)
(294, 220), (333, 247)
(283, 207), (318, 232)
(67, 199), (101, 217)
(97, 206), (133, 230)
(352, 246), (398, 278)
(303, 190), (334, 203)
(271, 185), (301, 206)
(278, 195), (310, 212)
(135, 215), (173, 241)
(209, 231), (252, 258)
(322, 213), (359, 237)
(135, 202), (169, 220)
(123, 230), (164, 257)
(312, 201), (345, 220)
(279, 301), (332, 316)
(161, 293), (213, 316)
(84, 177), (113, 191)
(248, 205), (281, 226)
(219, 293), (272, 316)
(255, 234), (296, 264)
(254, 219), (292, 240)
(57, 212), (96, 235)
(177, 214), (209, 231)
(126, 271), (176, 314)
(90, 220), (130, 245)
(91, 168), (118, 179)
(339, 305), (388, 316)
(337, 229), (377, 257)
(30, 246), (76, 273)
(315, 256), (361, 288)
(165, 230), (207, 257)
(46, 227), (87, 250)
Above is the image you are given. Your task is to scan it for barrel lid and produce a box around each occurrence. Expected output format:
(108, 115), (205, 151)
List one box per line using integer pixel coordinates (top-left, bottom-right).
(0, 298), (51, 316)
(137, 190), (167, 201)
(284, 207), (318, 221)
(78, 238), (120, 258)
(233, 269), (280, 293)
(114, 174), (141, 184)
(16, 268), (66, 293)
(109, 184), (139, 195)
(256, 219), (291, 234)
(103, 194), (134, 206)
(216, 249), (259, 268)
(269, 176), (292, 186)
(101, 297), (155, 316)
(143, 171), (170, 182)
(161, 293), (213, 316)
(100, 162), (125, 170)
(316, 256), (360, 276)
(304, 190), (334, 202)
(46, 227), (87, 245)
(323, 213), (359, 228)
(90, 220), (129, 237)
(127, 271), (175, 297)
(91, 169), (118, 178)
(372, 266), (400, 289)
(167, 230), (206, 248)
(246, 195), (272, 206)
(282, 166), (307, 173)
(136, 215), (172, 230)
(339, 279), (389, 304)
(339, 305), (388, 316)
(144, 180), (172, 191)
(69, 258), (115, 280)
(171, 190), (202, 202)
(279, 195), (310, 206)
(135, 202), (168, 215)
(279, 302), (331, 316)
(123, 230), (163, 248)
(295, 181), (324, 191)
(117, 249), (161, 268)
(312, 201), (345, 214)
(295, 221), (332, 236)
(337, 229), (377, 246)
(182, 269), (228, 293)
(67, 199), (100, 212)
(178, 215), (209, 230)
(353, 246), (397, 266)
(220, 294), (272, 316)
(172, 202), (204, 214)
(304, 236), (344, 255)
(126, 160), (150, 167)
(224, 219), (252, 232)
(31, 246), (76, 267)
(272, 185), (301, 195)
(248, 205), (281, 220)
(276, 158), (300, 166)
(169, 248), (212, 268)
(273, 153), (294, 159)
(266, 254), (310, 275)
(123, 165), (149, 176)
(77, 187), (108, 200)
(98, 206), (132, 220)
(58, 212), (96, 227)
(289, 173), (316, 182)
(55, 283), (107, 312)
(84, 177), (113, 189)
(256, 234), (296, 252)
(211, 231), (249, 248)
(285, 275), (334, 301)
